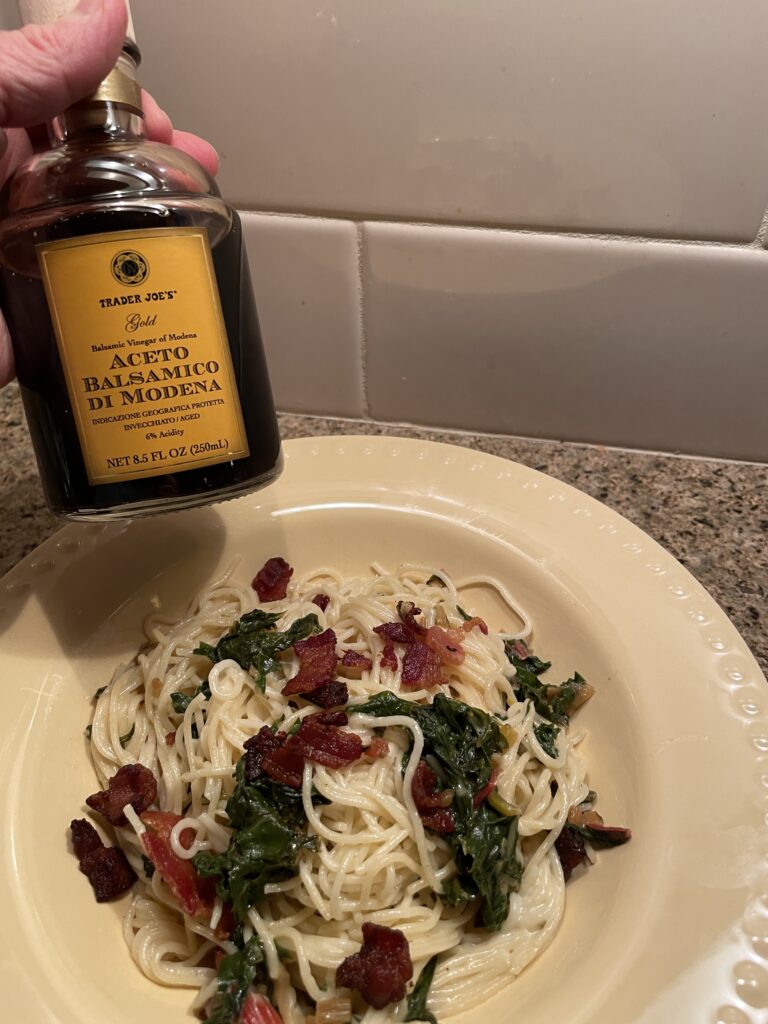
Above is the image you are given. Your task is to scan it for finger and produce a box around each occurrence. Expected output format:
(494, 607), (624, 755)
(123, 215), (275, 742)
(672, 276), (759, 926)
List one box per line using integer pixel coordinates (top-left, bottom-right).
(0, 127), (32, 187)
(0, 0), (127, 128)
(141, 89), (172, 144)
(0, 310), (15, 388)
(141, 89), (219, 177)
(170, 130), (219, 177)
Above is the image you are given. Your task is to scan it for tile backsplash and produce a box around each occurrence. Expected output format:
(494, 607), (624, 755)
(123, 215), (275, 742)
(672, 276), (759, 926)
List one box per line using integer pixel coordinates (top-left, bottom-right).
(3, 0), (768, 459)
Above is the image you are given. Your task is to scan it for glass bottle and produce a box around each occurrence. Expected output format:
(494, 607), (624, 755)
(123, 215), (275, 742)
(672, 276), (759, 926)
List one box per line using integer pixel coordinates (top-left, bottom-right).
(0, 43), (281, 519)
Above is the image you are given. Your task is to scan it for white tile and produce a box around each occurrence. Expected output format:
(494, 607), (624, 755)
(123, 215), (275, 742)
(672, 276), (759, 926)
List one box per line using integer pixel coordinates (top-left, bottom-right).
(241, 213), (364, 417)
(363, 223), (768, 460)
(134, 0), (768, 241)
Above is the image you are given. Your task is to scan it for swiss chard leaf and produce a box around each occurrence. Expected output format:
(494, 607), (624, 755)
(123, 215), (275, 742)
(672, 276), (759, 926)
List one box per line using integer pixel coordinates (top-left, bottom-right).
(533, 722), (559, 759)
(204, 936), (266, 1024)
(194, 611), (320, 692)
(351, 691), (520, 930)
(405, 955), (439, 1024)
(119, 723), (135, 748)
(170, 678), (211, 714)
(448, 804), (523, 929)
(193, 757), (316, 921)
(506, 642), (588, 727)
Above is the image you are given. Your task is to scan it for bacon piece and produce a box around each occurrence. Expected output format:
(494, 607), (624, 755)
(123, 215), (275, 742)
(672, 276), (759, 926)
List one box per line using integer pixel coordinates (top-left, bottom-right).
(366, 737), (389, 759)
(262, 711), (363, 788)
(462, 616), (489, 635)
(339, 650), (373, 676)
(555, 826), (587, 881)
(411, 760), (455, 832)
(425, 625), (465, 666)
(70, 818), (136, 902)
(373, 621), (417, 644)
(261, 743), (305, 788)
(165, 731), (176, 747)
(244, 725), (284, 783)
(312, 592), (330, 612)
(252, 557), (293, 602)
(140, 811), (215, 917)
(240, 992), (283, 1024)
(401, 642), (445, 688)
(380, 641), (398, 671)
(472, 766), (500, 808)
(313, 710), (349, 726)
(397, 601), (427, 637)
(336, 923), (413, 1009)
(306, 680), (349, 708)
(282, 628), (338, 696)
(85, 763), (158, 826)
(295, 713), (363, 767)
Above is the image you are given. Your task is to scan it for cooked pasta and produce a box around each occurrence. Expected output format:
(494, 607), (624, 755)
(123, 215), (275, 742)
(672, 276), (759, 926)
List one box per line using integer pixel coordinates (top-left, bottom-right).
(84, 561), (625, 1024)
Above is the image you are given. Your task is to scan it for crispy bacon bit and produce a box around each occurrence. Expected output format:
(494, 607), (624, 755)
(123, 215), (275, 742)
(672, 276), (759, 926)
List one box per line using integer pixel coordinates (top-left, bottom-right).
(411, 760), (455, 833)
(373, 621), (417, 644)
(339, 650), (373, 676)
(307, 680), (349, 708)
(282, 628), (338, 696)
(425, 625), (465, 666)
(555, 826), (587, 881)
(244, 725), (284, 783)
(401, 642), (445, 688)
(380, 641), (398, 671)
(336, 923), (413, 1009)
(296, 714), (363, 767)
(397, 601), (427, 637)
(85, 763), (158, 826)
(165, 731), (176, 746)
(262, 711), (363, 788)
(312, 592), (330, 612)
(462, 616), (489, 635)
(140, 810), (215, 917)
(252, 557), (293, 602)
(240, 992), (283, 1024)
(70, 818), (136, 902)
(261, 742), (305, 788)
(314, 710), (349, 726)
(473, 766), (500, 808)
(366, 736), (389, 759)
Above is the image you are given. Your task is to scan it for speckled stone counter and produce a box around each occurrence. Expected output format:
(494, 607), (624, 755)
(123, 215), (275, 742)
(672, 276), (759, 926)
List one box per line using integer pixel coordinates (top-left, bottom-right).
(2, 383), (766, 675)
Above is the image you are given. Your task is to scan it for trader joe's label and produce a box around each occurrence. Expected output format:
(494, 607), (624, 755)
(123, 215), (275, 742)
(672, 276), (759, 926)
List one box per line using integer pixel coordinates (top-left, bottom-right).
(37, 226), (249, 484)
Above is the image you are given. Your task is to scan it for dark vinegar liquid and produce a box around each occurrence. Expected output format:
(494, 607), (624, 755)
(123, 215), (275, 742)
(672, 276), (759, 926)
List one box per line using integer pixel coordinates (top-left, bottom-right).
(1, 207), (281, 517)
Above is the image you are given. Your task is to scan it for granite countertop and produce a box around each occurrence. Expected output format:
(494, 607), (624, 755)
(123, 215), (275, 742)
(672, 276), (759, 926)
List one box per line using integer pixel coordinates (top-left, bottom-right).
(2, 382), (766, 676)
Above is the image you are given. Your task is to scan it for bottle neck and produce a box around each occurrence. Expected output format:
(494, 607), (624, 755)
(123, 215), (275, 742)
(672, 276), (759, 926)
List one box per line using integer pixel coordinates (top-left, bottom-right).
(49, 103), (146, 145)
(49, 52), (145, 147)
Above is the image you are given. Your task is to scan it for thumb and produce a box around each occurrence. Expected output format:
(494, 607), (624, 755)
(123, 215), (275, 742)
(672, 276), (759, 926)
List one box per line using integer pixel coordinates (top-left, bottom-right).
(0, 0), (127, 128)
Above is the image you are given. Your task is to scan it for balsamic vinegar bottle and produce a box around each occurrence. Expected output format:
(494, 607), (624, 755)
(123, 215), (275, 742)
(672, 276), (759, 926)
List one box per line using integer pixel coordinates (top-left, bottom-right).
(0, 6), (281, 519)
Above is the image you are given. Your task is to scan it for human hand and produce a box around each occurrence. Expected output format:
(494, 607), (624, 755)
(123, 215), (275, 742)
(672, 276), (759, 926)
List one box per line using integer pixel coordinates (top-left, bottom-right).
(0, 0), (219, 387)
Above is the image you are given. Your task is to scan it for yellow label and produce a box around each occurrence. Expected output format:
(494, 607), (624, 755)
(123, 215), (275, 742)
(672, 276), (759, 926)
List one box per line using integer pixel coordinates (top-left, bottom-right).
(36, 227), (250, 485)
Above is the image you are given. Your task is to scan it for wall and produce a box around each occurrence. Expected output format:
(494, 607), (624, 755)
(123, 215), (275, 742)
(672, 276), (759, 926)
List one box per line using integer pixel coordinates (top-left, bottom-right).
(4, 0), (768, 459)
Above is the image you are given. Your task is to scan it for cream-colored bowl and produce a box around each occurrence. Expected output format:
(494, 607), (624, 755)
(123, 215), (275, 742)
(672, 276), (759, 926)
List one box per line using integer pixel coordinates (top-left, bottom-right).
(1, 436), (765, 1024)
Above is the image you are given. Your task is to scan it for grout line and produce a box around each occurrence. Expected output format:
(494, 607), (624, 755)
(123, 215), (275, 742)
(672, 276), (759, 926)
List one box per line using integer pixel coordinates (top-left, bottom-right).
(354, 223), (371, 418)
(235, 206), (768, 253)
(276, 410), (768, 468)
